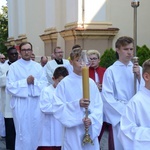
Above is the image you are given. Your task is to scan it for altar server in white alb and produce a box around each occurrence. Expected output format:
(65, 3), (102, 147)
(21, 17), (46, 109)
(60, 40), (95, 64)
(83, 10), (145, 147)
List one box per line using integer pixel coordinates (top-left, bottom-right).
(45, 46), (70, 84)
(101, 36), (144, 150)
(6, 42), (48, 150)
(0, 46), (18, 149)
(119, 59), (150, 150)
(38, 66), (69, 150)
(51, 48), (103, 150)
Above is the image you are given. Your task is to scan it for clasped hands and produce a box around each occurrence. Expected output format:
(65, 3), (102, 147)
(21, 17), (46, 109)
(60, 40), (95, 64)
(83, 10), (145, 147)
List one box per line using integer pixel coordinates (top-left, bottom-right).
(27, 75), (34, 84)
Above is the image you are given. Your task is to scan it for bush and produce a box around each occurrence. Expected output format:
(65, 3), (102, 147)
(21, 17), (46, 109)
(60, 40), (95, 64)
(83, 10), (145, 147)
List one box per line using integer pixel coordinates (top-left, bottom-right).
(100, 45), (150, 68)
(137, 45), (150, 66)
(100, 48), (117, 68)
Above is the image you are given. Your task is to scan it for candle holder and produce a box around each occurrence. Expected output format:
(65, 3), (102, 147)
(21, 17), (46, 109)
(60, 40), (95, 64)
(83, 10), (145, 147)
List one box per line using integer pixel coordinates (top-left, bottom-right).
(82, 107), (94, 145)
(81, 50), (93, 146)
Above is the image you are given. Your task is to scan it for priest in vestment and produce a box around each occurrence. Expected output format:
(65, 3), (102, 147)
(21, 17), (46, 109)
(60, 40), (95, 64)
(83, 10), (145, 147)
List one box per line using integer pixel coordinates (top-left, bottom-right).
(6, 42), (48, 150)
(45, 46), (70, 84)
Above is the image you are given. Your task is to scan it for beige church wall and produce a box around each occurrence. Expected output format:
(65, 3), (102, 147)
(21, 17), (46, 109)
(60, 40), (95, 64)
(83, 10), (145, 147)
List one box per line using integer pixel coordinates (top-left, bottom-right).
(107, 0), (150, 49)
(7, 0), (46, 58)
(64, 37), (113, 59)
(25, 0), (45, 57)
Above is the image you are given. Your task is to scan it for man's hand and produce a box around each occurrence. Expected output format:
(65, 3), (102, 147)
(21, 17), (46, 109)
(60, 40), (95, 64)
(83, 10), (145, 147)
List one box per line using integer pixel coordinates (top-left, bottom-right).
(133, 63), (141, 82)
(80, 98), (90, 108)
(27, 75), (34, 84)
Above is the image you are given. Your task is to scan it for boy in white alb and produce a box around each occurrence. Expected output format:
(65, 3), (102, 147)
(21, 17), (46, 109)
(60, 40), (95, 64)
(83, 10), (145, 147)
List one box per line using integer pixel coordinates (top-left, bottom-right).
(119, 59), (150, 150)
(51, 48), (103, 150)
(101, 36), (144, 150)
(38, 66), (69, 150)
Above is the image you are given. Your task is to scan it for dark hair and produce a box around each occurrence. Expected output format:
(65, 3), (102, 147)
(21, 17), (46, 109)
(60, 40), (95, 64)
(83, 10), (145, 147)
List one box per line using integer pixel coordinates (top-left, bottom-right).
(7, 46), (17, 53)
(115, 36), (134, 59)
(19, 42), (33, 51)
(72, 44), (81, 51)
(53, 66), (69, 79)
(115, 36), (134, 49)
(41, 56), (48, 60)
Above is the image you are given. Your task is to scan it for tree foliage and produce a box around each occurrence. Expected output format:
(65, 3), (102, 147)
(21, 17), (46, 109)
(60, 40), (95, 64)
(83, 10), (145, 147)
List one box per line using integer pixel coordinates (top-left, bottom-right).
(137, 45), (150, 66)
(100, 48), (117, 68)
(100, 45), (150, 68)
(0, 6), (8, 55)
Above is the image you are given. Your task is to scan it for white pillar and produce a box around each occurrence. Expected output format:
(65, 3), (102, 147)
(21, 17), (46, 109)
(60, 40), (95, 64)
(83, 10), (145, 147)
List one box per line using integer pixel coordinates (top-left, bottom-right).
(45, 0), (56, 28)
(17, 0), (26, 34)
(84, 0), (106, 22)
(65, 0), (107, 24)
(7, 0), (16, 38)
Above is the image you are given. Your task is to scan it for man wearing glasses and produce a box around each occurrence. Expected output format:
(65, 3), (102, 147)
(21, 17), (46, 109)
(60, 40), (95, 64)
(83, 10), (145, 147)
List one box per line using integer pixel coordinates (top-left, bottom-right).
(6, 42), (48, 150)
(45, 46), (70, 84)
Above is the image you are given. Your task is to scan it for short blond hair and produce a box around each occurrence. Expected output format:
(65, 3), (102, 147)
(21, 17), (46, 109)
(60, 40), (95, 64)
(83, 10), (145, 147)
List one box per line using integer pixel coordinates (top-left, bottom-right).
(87, 50), (100, 59)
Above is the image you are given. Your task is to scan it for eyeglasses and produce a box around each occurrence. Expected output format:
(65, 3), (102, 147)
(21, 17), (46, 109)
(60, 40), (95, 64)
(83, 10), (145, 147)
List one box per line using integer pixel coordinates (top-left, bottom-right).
(89, 57), (98, 61)
(55, 51), (63, 54)
(21, 49), (32, 52)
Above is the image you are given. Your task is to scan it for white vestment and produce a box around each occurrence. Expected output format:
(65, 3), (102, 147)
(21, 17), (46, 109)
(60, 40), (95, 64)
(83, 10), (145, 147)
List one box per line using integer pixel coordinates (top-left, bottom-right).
(52, 72), (103, 150)
(0, 62), (12, 137)
(0, 112), (5, 136)
(6, 58), (48, 150)
(119, 87), (150, 150)
(101, 61), (144, 150)
(64, 62), (73, 74)
(0, 62), (13, 118)
(39, 84), (63, 146)
(45, 59), (70, 84)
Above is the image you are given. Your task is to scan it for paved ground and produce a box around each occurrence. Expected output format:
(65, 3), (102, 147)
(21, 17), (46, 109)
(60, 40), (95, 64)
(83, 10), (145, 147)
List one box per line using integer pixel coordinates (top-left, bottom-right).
(0, 137), (6, 150)
(0, 130), (109, 150)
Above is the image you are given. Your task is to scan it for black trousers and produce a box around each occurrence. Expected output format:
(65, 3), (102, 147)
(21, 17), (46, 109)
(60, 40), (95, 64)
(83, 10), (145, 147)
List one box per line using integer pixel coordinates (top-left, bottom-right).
(4, 118), (16, 150)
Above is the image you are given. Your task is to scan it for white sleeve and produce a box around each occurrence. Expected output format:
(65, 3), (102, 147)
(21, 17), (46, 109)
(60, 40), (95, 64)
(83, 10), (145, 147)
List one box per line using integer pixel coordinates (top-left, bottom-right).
(45, 62), (53, 84)
(102, 69), (126, 126)
(40, 87), (53, 114)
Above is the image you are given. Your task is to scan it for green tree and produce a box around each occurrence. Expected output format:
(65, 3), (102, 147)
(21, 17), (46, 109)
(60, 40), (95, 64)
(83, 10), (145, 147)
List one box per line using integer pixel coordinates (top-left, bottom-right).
(137, 45), (150, 66)
(100, 48), (117, 68)
(0, 6), (8, 55)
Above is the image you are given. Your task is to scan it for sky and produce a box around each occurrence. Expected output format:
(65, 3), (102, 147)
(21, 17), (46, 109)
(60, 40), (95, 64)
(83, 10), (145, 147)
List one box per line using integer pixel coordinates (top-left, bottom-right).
(0, 0), (7, 13)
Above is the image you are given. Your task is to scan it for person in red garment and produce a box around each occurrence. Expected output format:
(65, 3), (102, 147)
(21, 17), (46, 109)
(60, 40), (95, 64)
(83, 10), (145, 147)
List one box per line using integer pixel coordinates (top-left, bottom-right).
(87, 49), (114, 150)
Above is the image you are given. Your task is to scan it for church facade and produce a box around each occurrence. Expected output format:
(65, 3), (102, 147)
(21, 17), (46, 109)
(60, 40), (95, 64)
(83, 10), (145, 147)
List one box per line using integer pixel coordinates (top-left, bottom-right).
(6, 0), (150, 59)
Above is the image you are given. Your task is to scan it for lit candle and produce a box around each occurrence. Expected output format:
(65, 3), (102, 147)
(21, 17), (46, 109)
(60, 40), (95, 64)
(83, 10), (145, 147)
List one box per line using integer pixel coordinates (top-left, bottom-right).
(82, 66), (89, 99)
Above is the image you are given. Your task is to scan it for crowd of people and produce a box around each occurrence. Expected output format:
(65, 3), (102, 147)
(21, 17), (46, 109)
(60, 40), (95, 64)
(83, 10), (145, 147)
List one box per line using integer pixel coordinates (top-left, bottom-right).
(0, 36), (149, 150)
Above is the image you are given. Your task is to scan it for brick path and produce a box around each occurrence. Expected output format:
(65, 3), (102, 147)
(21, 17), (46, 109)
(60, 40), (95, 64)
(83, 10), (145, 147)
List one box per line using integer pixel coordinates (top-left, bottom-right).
(0, 136), (6, 150)
(0, 130), (109, 150)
